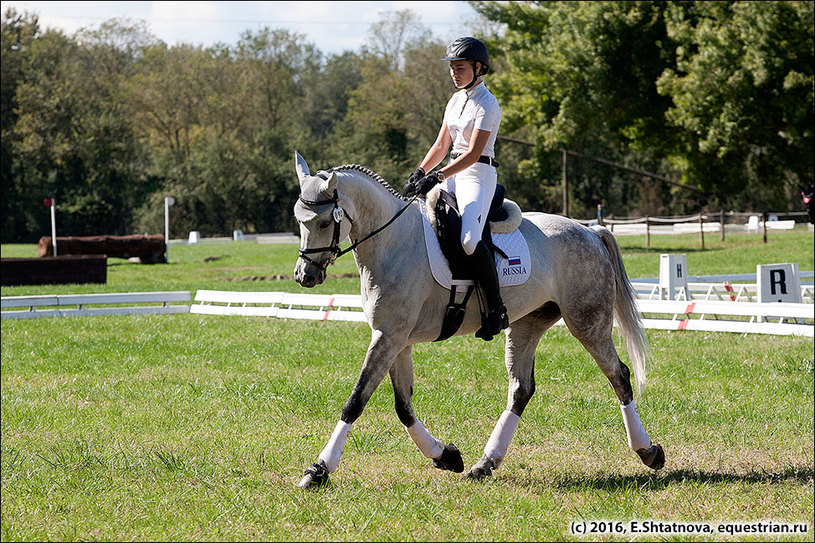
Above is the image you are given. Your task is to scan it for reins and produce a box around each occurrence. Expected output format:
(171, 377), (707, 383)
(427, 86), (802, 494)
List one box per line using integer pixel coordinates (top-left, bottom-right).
(298, 185), (419, 271)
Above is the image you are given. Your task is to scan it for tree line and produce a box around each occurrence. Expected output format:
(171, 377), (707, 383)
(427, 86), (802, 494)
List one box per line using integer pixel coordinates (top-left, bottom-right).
(1, 2), (812, 243)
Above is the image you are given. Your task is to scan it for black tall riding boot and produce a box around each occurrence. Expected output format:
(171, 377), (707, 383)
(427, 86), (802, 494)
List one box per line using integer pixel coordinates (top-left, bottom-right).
(469, 240), (509, 341)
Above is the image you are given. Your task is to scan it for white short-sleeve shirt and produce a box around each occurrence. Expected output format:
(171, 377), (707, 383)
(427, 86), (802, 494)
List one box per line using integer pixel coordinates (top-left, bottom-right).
(443, 81), (502, 158)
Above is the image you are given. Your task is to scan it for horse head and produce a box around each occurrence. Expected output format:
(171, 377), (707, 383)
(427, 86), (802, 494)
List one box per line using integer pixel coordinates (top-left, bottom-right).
(292, 152), (356, 287)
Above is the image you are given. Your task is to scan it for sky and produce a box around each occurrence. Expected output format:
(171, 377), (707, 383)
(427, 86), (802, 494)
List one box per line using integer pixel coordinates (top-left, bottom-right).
(0, 1), (484, 55)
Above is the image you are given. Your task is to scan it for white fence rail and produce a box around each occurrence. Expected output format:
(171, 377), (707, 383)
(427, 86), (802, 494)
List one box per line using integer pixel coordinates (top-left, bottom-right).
(188, 290), (812, 337)
(189, 290), (366, 322)
(635, 299), (813, 337)
(3, 289), (812, 336)
(631, 281), (815, 303)
(1, 291), (191, 319)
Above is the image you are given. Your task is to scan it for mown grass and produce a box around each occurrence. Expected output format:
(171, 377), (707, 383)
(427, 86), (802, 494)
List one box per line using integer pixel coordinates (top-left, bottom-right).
(2, 228), (812, 297)
(1, 228), (813, 541)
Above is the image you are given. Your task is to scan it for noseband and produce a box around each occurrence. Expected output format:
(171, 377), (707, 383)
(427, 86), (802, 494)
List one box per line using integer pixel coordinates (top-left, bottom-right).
(297, 189), (418, 272)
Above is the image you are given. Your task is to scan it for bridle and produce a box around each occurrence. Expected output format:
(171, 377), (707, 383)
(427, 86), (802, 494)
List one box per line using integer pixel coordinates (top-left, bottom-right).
(297, 189), (348, 271)
(297, 188), (418, 272)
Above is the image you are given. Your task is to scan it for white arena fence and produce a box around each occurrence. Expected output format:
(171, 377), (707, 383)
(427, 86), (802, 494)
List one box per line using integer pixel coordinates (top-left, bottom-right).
(3, 288), (812, 337)
(0, 291), (191, 319)
(631, 281), (814, 303)
(188, 290), (366, 322)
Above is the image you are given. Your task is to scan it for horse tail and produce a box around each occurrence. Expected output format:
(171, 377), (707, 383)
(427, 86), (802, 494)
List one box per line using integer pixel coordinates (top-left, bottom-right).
(591, 226), (649, 394)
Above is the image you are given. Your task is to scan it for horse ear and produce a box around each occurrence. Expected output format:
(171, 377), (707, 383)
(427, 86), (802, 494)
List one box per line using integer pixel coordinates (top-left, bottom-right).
(324, 171), (338, 193)
(295, 151), (310, 182)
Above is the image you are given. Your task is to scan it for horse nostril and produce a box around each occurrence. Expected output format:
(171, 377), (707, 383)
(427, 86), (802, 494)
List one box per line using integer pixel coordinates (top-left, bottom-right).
(299, 273), (317, 288)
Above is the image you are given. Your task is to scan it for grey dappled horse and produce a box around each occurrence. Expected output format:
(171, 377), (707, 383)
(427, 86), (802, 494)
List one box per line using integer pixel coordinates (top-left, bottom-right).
(292, 152), (664, 488)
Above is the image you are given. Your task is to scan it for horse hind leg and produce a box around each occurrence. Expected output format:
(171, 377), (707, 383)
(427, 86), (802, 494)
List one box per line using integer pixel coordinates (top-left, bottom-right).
(390, 345), (463, 473)
(563, 314), (665, 470)
(468, 309), (556, 480)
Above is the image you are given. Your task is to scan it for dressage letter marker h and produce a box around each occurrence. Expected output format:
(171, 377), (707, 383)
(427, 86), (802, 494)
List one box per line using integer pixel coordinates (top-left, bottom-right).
(659, 254), (689, 300)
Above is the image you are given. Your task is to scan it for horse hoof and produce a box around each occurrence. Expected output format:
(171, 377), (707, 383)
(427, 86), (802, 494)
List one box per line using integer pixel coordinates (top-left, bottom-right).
(432, 443), (464, 473)
(636, 443), (665, 470)
(466, 457), (494, 480)
(297, 460), (330, 488)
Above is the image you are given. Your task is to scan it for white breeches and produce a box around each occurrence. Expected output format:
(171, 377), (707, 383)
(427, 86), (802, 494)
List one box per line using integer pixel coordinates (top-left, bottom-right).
(440, 162), (497, 255)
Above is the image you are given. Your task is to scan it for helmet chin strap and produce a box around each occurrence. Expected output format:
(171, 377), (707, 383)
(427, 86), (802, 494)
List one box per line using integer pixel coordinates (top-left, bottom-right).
(463, 62), (480, 90)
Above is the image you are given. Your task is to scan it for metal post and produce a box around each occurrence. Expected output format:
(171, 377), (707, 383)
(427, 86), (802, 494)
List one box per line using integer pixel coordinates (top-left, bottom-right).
(561, 149), (568, 216)
(164, 196), (174, 263)
(646, 217), (650, 248)
(699, 213), (705, 249)
(50, 198), (57, 257)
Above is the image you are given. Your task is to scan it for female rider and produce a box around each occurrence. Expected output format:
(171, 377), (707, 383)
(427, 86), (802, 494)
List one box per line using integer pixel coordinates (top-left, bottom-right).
(402, 36), (507, 341)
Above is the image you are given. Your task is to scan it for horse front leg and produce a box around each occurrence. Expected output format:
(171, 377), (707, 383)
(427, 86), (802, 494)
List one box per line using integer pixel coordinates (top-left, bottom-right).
(468, 314), (546, 480)
(297, 329), (403, 488)
(390, 345), (464, 473)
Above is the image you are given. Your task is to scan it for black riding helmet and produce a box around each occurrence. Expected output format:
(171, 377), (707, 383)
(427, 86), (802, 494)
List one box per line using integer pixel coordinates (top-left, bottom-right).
(442, 36), (490, 78)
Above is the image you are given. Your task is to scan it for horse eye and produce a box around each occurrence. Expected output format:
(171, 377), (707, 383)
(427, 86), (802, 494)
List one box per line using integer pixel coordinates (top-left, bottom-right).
(318, 220), (331, 230)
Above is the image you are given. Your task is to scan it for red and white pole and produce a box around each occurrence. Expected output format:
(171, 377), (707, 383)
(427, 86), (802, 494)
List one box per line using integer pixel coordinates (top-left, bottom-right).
(44, 198), (57, 256)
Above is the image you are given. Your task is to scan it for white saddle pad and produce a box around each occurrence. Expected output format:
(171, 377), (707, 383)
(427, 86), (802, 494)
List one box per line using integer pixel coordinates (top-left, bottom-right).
(419, 200), (531, 290)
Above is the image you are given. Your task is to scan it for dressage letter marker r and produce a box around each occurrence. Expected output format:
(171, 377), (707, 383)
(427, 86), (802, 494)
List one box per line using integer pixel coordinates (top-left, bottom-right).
(770, 269), (787, 296)
(756, 263), (802, 312)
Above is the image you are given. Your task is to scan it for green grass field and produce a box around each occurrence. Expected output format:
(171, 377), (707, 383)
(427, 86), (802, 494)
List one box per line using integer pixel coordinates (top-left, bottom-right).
(2, 229), (813, 541)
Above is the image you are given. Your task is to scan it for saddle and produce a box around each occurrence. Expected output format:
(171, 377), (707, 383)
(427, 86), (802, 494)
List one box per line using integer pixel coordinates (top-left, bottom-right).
(432, 184), (510, 278)
(424, 184), (522, 340)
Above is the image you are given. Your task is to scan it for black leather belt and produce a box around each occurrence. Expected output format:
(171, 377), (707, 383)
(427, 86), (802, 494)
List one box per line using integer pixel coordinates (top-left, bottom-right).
(450, 153), (499, 168)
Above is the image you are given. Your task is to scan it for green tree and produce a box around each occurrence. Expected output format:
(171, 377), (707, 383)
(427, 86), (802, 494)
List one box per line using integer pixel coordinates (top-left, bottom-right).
(657, 1), (814, 209)
(475, 1), (686, 216)
(133, 28), (321, 237)
(1, 8), (39, 241)
(475, 1), (814, 215)
(336, 11), (450, 184)
(5, 17), (156, 240)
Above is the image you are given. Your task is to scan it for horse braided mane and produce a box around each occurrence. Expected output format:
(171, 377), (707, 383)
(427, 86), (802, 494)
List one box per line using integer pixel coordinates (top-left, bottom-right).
(329, 164), (407, 201)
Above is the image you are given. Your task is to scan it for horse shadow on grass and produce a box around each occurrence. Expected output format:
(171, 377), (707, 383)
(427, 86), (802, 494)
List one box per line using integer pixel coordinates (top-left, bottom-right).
(496, 466), (814, 492)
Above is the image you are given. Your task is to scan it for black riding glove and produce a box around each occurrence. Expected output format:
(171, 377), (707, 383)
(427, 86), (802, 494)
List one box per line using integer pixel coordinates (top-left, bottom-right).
(414, 172), (444, 197)
(401, 167), (425, 198)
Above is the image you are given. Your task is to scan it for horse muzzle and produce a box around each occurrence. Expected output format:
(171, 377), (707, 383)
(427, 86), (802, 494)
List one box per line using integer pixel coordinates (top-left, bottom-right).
(294, 257), (327, 288)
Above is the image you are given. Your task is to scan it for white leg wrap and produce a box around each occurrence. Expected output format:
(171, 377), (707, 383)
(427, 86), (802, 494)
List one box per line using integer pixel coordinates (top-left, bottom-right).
(483, 410), (521, 469)
(620, 400), (652, 451)
(406, 420), (445, 459)
(318, 421), (352, 473)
